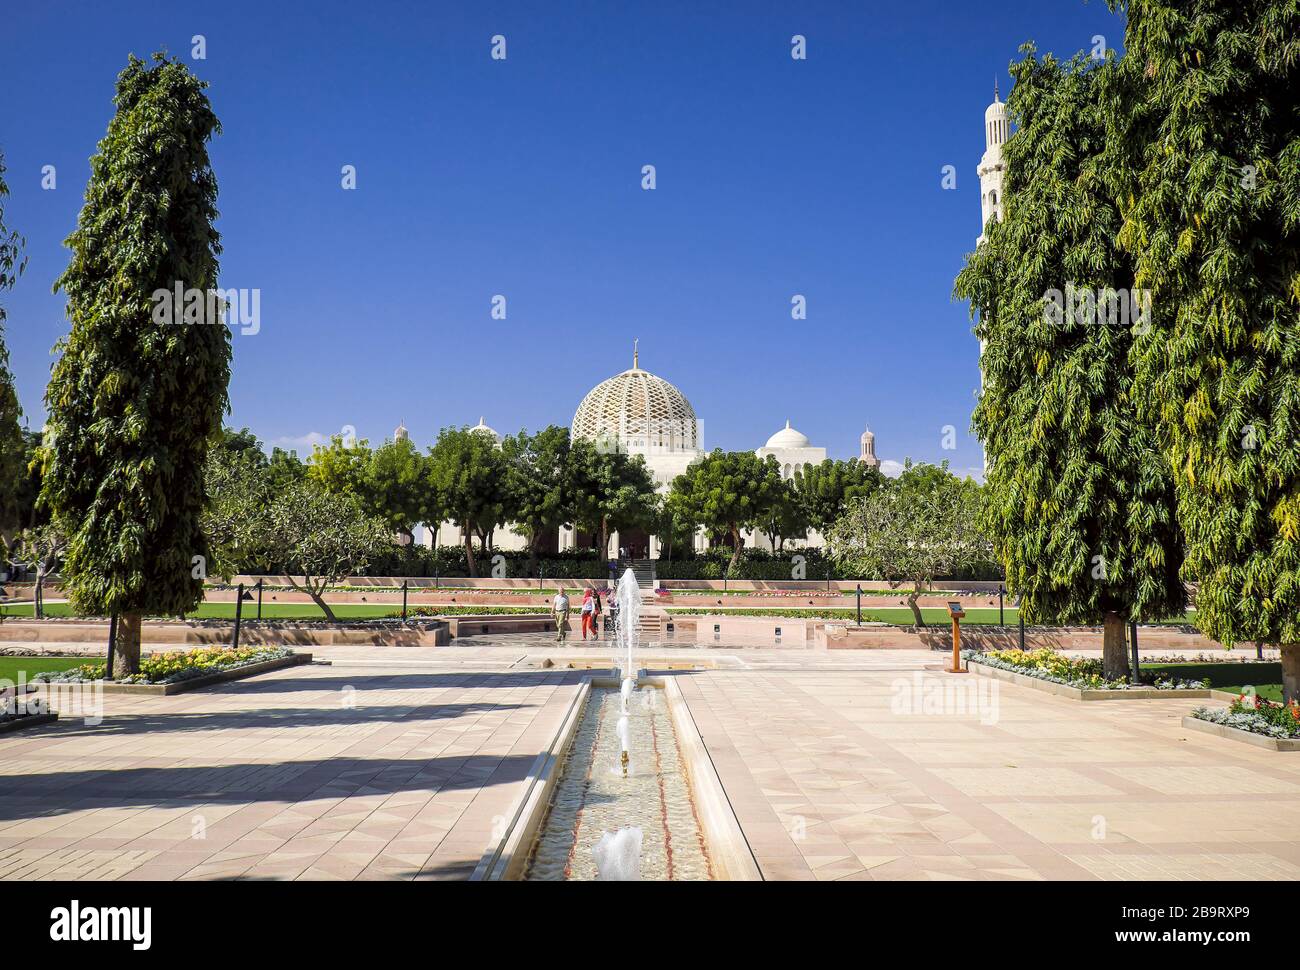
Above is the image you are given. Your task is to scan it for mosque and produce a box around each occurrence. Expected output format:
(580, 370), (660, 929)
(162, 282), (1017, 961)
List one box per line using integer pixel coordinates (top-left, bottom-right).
(413, 342), (880, 559)
(413, 84), (1009, 559)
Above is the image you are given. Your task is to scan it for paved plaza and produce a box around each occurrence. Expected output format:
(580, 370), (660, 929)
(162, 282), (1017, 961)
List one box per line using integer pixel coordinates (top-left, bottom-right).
(2, 637), (1298, 881)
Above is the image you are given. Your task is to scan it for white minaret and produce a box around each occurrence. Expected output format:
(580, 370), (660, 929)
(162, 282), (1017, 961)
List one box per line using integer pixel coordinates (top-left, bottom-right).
(858, 425), (881, 471)
(975, 83), (1008, 477)
(977, 82), (1008, 245)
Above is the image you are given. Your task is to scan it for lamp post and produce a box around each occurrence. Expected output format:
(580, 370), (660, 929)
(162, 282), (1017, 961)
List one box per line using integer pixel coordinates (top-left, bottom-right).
(256, 578), (264, 620)
(856, 584), (862, 626)
(401, 579), (408, 621)
(106, 612), (117, 680)
(232, 583), (246, 649)
(1129, 620), (1140, 685)
(998, 584), (1004, 626)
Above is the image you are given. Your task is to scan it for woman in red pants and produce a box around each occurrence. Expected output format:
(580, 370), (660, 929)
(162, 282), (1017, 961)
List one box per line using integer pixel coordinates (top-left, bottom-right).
(580, 588), (596, 641)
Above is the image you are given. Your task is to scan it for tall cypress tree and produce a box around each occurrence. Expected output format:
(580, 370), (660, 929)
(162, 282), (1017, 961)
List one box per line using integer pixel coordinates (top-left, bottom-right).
(1105, 0), (1300, 700)
(42, 54), (228, 673)
(955, 49), (1186, 679)
(0, 149), (28, 558)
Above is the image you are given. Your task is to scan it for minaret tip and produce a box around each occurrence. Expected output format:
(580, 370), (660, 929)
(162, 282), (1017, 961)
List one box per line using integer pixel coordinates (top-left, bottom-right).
(633, 338), (639, 369)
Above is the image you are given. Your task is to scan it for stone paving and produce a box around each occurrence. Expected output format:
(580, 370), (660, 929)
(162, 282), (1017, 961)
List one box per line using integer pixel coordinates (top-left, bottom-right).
(1, 638), (1296, 881)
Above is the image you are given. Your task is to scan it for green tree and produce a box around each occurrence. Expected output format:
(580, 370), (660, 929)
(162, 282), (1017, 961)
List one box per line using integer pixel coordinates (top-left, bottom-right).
(755, 471), (807, 553)
(266, 447), (307, 494)
(261, 479), (391, 622)
(365, 437), (432, 545)
(18, 522), (67, 619)
(793, 459), (884, 534)
(825, 462), (989, 627)
(503, 425), (571, 574)
(0, 149), (28, 560)
(667, 450), (785, 573)
(307, 435), (371, 499)
(1103, 0), (1300, 700)
(954, 48), (1187, 678)
(40, 54), (228, 674)
(11, 430), (47, 536)
(569, 439), (659, 561)
(203, 437), (273, 579)
(426, 426), (508, 576)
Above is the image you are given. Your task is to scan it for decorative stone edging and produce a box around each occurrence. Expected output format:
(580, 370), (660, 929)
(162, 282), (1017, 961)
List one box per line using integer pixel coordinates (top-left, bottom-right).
(967, 658), (1212, 701)
(1180, 715), (1300, 752)
(472, 672), (760, 882)
(32, 652), (314, 696)
(0, 712), (58, 734)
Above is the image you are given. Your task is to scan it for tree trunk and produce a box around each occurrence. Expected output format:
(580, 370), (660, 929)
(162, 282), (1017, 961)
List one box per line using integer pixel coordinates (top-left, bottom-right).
(308, 589), (338, 623)
(600, 517), (610, 563)
(114, 611), (143, 676)
(906, 585), (924, 628)
(1102, 611), (1130, 681)
(463, 520), (477, 577)
(527, 536), (539, 579)
(1281, 644), (1299, 707)
(34, 566), (45, 619)
(728, 524), (742, 575)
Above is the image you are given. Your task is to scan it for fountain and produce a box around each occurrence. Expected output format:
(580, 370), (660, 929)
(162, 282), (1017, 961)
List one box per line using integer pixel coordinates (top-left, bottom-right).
(523, 569), (712, 881)
(615, 567), (641, 681)
(592, 827), (643, 881)
(616, 714), (631, 776)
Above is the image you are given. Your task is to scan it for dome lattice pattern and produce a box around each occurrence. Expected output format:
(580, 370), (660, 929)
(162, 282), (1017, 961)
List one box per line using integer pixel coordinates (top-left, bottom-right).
(571, 366), (699, 453)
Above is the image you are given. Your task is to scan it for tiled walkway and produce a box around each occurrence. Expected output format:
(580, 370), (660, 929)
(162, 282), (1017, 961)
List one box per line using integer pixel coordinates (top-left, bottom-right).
(0, 662), (583, 880)
(2, 641), (1296, 880)
(676, 669), (1300, 880)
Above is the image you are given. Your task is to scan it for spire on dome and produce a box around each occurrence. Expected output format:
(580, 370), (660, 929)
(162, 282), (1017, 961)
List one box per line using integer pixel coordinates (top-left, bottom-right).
(994, 79), (1000, 103)
(633, 338), (639, 370)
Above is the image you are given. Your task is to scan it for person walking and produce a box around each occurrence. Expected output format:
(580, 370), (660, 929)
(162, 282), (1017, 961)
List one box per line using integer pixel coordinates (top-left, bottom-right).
(591, 587), (603, 640)
(552, 588), (570, 642)
(580, 587), (596, 641)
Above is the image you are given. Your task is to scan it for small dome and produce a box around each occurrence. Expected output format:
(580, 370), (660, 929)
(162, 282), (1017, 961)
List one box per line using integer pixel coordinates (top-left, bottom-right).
(470, 416), (501, 444)
(765, 420), (811, 449)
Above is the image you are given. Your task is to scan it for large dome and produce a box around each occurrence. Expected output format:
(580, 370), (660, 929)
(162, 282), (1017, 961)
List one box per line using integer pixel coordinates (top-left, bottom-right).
(572, 354), (699, 454)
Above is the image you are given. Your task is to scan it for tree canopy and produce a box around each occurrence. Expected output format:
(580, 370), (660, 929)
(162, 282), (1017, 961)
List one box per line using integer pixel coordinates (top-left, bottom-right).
(954, 46), (1187, 677)
(793, 459), (885, 534)
(0, 149), (28, 558)
(40, 54), (228, 673)
(502, 425), (572, 570)
(426, 426), (509, 575)
(668, 451), (786, 572)
(1104, 0), (1300, 680)
(826, 462), (989, 626)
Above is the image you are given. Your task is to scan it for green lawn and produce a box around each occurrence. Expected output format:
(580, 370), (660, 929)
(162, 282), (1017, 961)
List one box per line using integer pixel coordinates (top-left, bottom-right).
(0, 656), (92, 682)
(0, 602), (400, 621)
(1141, 661), (1283, 701)
(2, 599), (1199, 628)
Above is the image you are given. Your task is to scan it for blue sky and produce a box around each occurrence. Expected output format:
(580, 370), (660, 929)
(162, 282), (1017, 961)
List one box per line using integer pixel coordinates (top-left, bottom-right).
(0, 0), (1125, 479)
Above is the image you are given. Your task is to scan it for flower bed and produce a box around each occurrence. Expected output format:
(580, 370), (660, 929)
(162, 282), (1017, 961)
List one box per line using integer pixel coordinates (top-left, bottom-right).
(32, 646), (294, 686)
(1192, 698), (1300, 740)
(390, 606), (548, 618)
(968, 647), (1208, 691)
